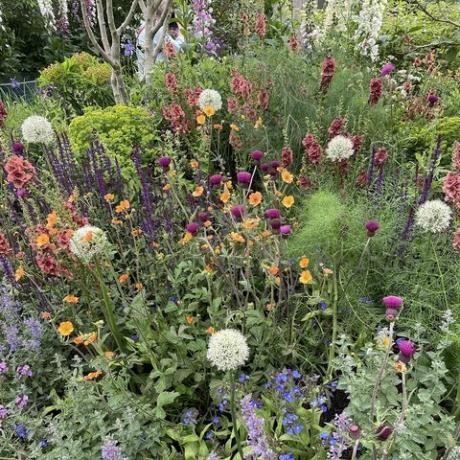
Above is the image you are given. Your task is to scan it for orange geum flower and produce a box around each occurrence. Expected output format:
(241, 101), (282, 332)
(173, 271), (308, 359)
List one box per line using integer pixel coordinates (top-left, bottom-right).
(104, 351), (114, 359)
(204, 264), (214, 273)
(72, 335), (85, 345)
(58, 321), (74, 336)
(15, 266), (25, 282)
(196, 114), (206, 125)
(260, 230), (271, 238)
(135, 282), (144, 290)
(394, 361), (407, 373)
(219, 187), (231, 203)
(115, 200), (130, 214)
(131, 228), (143, 237)
(163, 183), (172, 191)
(230, 232), (245, 243)
(299, 270), (313, 284)
(192, 186), (204, 197)
(179, 232), (194, 246)
(207, 326), (216, 334)
(104, 193), (115, 202)
(190, 159), (200, 169)
(111, 218), (122, 225)
(119, 273), (129, 284)
(242, 218), (260, 230)
(254, 117), (263, 129)
(203, 105), (215, 117)
(186, 315), (194, 325)
(47, 211), (58, 228)
(248, 191), (262, 206)
(36, 234), (50, 248)
(299, 257), (309, 268)
(40, 311), (51, 320)
(230, 123), (240, 131)
(268, 265), (279, 276)
(84, 332), (97, 346)
(282, 195), (295, 208)
(83, 370), (102, 381)
(63, 294), (79, 304)
(213, 123), (223, 130)
(281, 169), (294, 184)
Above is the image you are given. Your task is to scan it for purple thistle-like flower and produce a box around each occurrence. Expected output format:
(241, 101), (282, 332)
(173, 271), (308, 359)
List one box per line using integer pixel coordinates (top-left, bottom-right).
(240, 394), (276, 459)
(101, 439), (122, 460)
(280, 225), (291, 235)
(380, 63), (395, 77)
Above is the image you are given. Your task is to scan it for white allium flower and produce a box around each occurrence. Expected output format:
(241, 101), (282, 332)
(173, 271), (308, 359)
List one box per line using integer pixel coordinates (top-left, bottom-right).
(198, 89), (222, 112)
(325, 135), (354, 162)
(69, 225), (109, 263)
(207, 328), (249, 372)
(21, 115), (54, 145)
(415, 200), (452, 233)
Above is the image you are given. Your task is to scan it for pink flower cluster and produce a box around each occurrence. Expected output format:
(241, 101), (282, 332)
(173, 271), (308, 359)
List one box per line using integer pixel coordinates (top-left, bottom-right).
(320, 56), (336, 92)
(302, 134), (322, 165)
(368, 78), (383, 105)
(163, 103), (189, 134)
(4, 155), (36, 190)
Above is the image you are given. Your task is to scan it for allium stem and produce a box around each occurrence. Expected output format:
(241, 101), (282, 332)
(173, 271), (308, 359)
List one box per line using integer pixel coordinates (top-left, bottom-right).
(230, 371), (244, 460)
(326, 270), (339, 380)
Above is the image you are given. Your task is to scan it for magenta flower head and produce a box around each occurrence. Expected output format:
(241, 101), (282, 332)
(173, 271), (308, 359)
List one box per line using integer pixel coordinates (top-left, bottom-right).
(380, 63), (395, 77)
(260, 162), (271, 174)
(383, 296), (403, 309)
(366, 220), (380, 236)
(427, 92), (440, 107)
(12, 142), (25, 154)
(397, 339), (416, 362)
(376, 425), (393, 441)
(279, 225), (291, 235)
(264, 208), (280, 220)
(349, 424), (361, 439)
(270, 218), (281, 230)
(158, 156), (172, 169)
(209, 174), (223, 186)
(270, 160), (281, 176)
(237, 171), (252, 185)
(186, 222), (199, 235)
(231, 204), (246, 220)
(250, 150), (265, 161)
(198, 211), (209, 223)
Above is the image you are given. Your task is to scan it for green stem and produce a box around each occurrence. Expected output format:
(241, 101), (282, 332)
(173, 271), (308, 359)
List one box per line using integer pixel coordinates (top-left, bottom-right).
(94, 262), (124, 352)
(326, 271), (339, 380)
(230, 371), (244, 460)
(431, 238), (448, 309)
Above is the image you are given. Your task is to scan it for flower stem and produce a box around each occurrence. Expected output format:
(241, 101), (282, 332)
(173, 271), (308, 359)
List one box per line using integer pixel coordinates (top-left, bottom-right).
(230, 371), (244, 460)
(326, 271), (339, 380)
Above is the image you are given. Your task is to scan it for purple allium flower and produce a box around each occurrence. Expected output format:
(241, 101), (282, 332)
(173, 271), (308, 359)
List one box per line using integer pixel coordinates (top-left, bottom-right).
(380, 63), (395, 77)
(0, 405), (8, 419)
(383, 296), (403, 309)
(264, 208), (280, 220)
(101, 439), (122, 460)
(376, 424), (393, 441)
(240, 394), (276, 459)
(251, 150), (265, 161)
(270, 219), (281, 230)
(279, 225), (291, 235)
(397, 339), (416, 362)
(426, 92), (440, 107)
(15, 393), (29, 409)
(158, 156), (172, 169)
(12, 142), (25, 154)
(209, 174), (223, 186)
(15, 423), (27, 441)
(366, 220), (380, 236)
(237, 171), (252, 185)
(186, 222), (200, 235)
(198, 211), (209, 222)
(17, 364), (33, 378)
(231, 204), (246, 220)
(0, 361), (8, 373)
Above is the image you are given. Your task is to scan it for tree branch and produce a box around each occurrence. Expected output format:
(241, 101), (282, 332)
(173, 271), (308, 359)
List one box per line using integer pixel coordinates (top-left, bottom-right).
(152, 1), (172, 61)
(105, 0), (118, 38)
(118, 0), (140, 34)
(80, 0), (114, 65)
(95, 0), (110, 51)
(405, 0), (460, 28)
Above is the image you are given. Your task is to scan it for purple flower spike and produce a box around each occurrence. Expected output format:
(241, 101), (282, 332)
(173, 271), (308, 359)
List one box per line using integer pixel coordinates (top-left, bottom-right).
(366, 220), (380, 236)
(209, 174), (223, 186)
(186, 223), (200, 235)
(251, 150), (265, 161)
(237, 171), (252, 185)
(231, 205), (246, 220)
(380, 63), (395, 77)
(264, 208), (280, 220)
(158, 156), (172, 169)
(383, 296), (403, 309)
(280, 225), (291, 235)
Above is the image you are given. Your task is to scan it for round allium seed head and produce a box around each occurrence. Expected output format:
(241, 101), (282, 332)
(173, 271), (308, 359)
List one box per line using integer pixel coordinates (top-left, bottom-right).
(207, 328), (249, 371)
(325, 135), (354, 162)
(198, 89), (222, 112)
(250, 150), (265, 161)
(69, 225), (109, 264)
(415, 199), (452, 233)
(158, 156), (172, 168)
(21, 115), (54, 145)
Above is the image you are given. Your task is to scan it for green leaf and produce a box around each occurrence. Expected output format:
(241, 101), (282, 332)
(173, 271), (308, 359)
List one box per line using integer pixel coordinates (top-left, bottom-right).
(155, 391), (180, 419)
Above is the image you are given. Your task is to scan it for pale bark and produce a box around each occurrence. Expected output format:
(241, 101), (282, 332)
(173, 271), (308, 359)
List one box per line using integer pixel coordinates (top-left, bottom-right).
(79, 0), (139, 104)
(139, 0), (172, 86)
